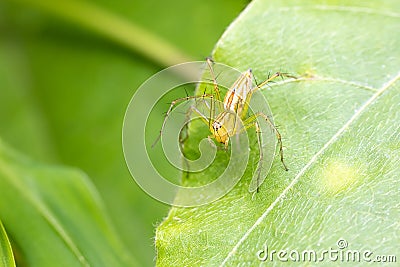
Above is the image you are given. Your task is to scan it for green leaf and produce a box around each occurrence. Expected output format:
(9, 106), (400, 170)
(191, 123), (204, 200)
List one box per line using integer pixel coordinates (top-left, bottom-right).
(0, 139), (138, 266)
(156, 0), (400, 265)
(0, 220), (15, 267)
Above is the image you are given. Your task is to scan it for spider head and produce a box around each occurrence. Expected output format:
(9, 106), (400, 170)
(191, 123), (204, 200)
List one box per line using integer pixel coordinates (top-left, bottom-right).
(210, 120), (229, 147)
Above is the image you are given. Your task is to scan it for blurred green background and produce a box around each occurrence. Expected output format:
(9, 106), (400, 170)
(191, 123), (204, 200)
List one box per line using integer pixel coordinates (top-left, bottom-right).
(0, 0), (248, 265)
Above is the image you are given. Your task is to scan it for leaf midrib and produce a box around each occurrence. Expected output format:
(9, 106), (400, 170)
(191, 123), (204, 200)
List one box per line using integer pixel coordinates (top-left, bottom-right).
(219, 72), (400, 266)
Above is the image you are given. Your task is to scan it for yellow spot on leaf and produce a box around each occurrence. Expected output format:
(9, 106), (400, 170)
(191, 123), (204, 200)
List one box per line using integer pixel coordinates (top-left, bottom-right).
(322, 161), (358, 194)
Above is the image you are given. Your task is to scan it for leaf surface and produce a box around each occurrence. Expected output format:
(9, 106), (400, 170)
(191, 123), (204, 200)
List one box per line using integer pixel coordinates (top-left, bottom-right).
(156, 0), (400, 265)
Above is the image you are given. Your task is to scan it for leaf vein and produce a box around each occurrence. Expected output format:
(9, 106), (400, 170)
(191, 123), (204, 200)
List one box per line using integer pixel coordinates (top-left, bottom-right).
(313, 5), (400, 18)
(276, 5), (400, 18)
(268, 75), (378, 93)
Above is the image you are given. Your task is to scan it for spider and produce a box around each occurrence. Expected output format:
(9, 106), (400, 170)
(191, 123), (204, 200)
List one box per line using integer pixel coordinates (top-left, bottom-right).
(153, 58), (290, 192)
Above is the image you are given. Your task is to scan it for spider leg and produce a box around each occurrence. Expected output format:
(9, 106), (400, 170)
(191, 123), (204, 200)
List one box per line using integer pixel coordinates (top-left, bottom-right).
(180, 101), (214, 147)
(180, 104), (213, 176)
(252, 72), (282, 93)
(252, 71), (297, 93)
(152, 93), (214, 148)
(242, 112), (288, 171)
(206, 57), (224, 112)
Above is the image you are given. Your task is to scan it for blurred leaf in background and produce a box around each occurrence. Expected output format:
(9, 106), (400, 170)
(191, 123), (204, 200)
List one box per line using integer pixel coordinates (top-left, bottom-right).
(0, 219), (15, 267)
(0, 0), (248, 265)
(0, 140), (138, 266)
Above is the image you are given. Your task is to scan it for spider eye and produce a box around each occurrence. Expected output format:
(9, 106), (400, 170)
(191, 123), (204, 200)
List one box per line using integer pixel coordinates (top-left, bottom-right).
(213, 122), (221, 131)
